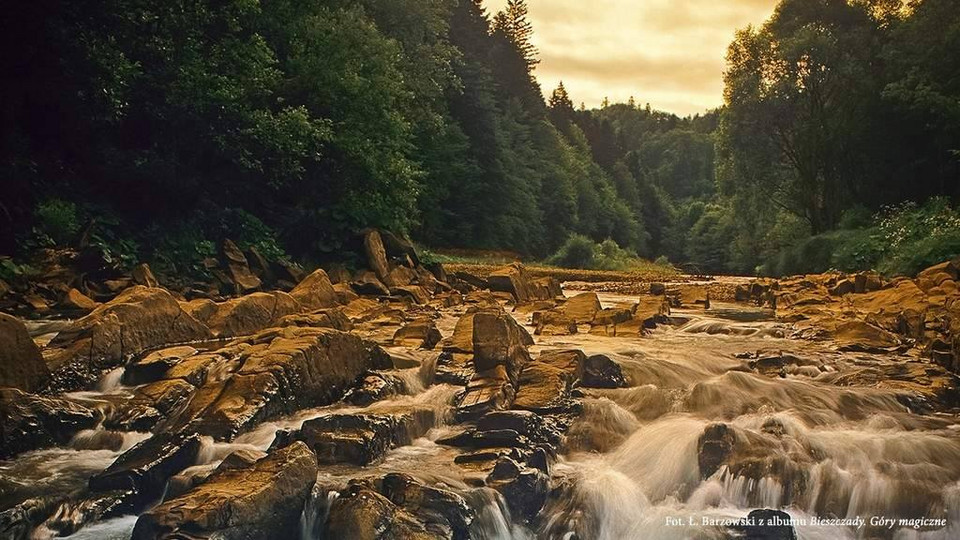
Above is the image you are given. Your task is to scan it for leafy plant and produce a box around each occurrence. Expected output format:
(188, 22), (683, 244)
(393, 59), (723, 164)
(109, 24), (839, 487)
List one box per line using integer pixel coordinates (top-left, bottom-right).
(33, 199), (80, 246)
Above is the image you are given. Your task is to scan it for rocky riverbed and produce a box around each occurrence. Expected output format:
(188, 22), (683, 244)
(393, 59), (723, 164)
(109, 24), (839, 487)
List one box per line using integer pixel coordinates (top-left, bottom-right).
(2, 234), (960, 539)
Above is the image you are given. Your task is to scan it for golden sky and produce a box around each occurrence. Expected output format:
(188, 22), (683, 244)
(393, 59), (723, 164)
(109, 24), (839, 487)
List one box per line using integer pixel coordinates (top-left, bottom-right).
(484, 0), (779, 116)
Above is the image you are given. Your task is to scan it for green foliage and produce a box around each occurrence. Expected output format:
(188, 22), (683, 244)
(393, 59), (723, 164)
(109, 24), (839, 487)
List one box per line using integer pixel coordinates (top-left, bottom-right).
(4, 0), (958, 281)
(762, 198), (960, 277)
(33, 200), (81, 246)
(546, 234), (646, 271)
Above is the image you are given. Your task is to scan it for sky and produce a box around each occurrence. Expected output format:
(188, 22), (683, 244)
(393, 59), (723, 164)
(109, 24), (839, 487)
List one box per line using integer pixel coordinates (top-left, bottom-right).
(484, 0), (779, 116)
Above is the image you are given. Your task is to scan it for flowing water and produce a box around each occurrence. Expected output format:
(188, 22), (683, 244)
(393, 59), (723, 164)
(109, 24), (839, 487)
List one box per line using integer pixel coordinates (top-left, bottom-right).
(3, 290), (959, 539)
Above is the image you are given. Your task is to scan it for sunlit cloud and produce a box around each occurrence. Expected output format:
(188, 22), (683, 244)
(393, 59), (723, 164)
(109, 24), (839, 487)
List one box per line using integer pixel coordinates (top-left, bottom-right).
(484, 0), (778, 115)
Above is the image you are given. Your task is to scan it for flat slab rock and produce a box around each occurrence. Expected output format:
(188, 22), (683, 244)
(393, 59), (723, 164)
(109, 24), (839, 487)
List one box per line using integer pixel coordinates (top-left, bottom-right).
(132, 442), (318, 540)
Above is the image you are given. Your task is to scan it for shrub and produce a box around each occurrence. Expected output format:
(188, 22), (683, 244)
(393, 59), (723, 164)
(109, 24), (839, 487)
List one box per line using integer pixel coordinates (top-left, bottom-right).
(546, 234), (651, 271)
(546, 234), (596, 269)
(33, 199), (80, 246)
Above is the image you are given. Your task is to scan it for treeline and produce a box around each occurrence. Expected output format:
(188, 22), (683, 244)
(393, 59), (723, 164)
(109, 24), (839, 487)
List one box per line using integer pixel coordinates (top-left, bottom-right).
(0, 0), (653, 270)
(2, 0), (958, 277)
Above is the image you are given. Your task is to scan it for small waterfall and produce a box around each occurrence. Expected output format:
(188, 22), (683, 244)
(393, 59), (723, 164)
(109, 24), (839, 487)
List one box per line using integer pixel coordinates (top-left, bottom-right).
(69, 429), (150, 452)
(467, 488), (533, 540)
(298, 485), (339, 540)
(96, 367), (126, 393)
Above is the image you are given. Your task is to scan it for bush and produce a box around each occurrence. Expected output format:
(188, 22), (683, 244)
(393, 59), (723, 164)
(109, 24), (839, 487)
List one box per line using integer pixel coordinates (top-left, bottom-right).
(546, 234), (645, 271)
(33, 199), (80, 246)
(763, 197), (960, 277)
(547, 234), (596, 269)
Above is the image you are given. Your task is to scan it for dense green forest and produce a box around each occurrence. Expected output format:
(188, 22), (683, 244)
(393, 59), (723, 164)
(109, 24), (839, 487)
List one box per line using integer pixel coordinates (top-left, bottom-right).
(1, 0), (958, 277)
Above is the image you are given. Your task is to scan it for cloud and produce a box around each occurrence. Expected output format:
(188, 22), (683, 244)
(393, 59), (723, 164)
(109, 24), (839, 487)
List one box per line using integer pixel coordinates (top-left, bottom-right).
(484, 0), (778, 115)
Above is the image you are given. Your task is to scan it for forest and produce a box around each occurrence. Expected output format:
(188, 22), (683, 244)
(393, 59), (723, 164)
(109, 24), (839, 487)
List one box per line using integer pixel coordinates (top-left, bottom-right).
(1, 0), (958, 278)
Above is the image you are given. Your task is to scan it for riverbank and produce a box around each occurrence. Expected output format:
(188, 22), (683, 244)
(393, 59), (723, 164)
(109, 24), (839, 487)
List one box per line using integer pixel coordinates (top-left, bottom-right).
(1, 239), (959, 539)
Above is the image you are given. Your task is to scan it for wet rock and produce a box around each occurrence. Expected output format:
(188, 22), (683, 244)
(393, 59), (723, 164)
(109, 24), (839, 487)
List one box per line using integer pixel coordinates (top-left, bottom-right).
(513, 360), (578, 414)
(829, 278), (855, 297)
(132, 442), (318, 540)
(452, 271), (488, 290)
(289, 268), (339, 310)
(438, 428), (529, 449)
(353, 270), (392, 296)
(206, 291), (302, 337)
(697, 423), (735, 478)
(106, 378), (196, 431)
(296, 409), (435, 465)
(344, 371), (408, 406)
(832, 320), (902, 352)
(44, 286), (211, 392)
(580, 354), (627, 388)
(472, 308), (532, 383)
(90, 432), (203, 508)
(731, 509), (798, 540)
(435, 351), (474, 385)
(222, 239), (262, 293)
(325, 264), (353, 284)
(487, 263), (557, 303)
(218, 448), (268, 471)
(387, 265), (418, 288)
(672, 284), (710, 309)
(445, 311), (477, 353)
(534, 310), (578, 336)
(0, 388), (99, 459)
(477, 411), (557, 445)
(35, 490), (136, 538)
(456, 365), (515, 420)
(378, 473), (475, 539)
(123, 345), (199, 386)
(168, 327), (391, 439)
(650, 282), (666, 295)
(0, 312), (48, 392)
(323, 486), (435, 539)
(393, 318), (443, 349)
(561, 292), (602, 324)
(485, 457), (549, 522)
(392, 285), (432, 305)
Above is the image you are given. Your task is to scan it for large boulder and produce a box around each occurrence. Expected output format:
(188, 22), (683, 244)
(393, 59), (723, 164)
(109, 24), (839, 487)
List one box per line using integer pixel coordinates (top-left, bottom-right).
(471, 308), (533, 383)
(132, 442), (318, 540)
(105, 378), (197, 431)
(731, 509), (798, 540)
(0, 388), (99, 459)
(44, 287), (211, 392)
(123, 346), (199, 386)
(222, 239), (261, 293)
(167, 327), (391, 439)
(289, 268), (339, 310)
(0, 312), (48, 392)
(560, 292), (602, 324)
(456, 365), (516, 421)
(513, 360), (578, 414)
(294, 408), (435, 465)
(487, 264), (556, 303)
(323, 486), (436, 539)
(916, 259), (959, 294)
(580, 354), (627, 388)
(486, 457), (549, 522)
(89, 432), (203, 509)
(206, 291), (302, 338)
(392, 318), (442, 350)
(362, 229), (392, 283)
